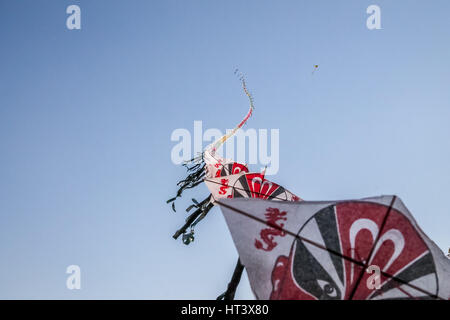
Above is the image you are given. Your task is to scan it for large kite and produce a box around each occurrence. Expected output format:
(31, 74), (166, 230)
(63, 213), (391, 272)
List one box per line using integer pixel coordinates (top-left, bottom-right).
(217, 196), (450, 300)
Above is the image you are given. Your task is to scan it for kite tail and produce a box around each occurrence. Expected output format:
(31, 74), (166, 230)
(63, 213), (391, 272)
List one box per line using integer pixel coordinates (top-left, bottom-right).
(207, 70), (254, 154)
(167, 71), (254, 211)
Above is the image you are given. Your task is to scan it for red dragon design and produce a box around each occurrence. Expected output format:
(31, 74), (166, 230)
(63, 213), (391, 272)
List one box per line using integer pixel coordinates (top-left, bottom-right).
(254, 207), (287, 251)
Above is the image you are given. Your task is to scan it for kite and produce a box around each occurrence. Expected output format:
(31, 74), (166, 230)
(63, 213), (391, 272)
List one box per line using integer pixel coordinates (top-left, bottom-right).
(217, 196), (450, 300)
(167, 70), (300, 246)
(167, 71), (302, 299)
(312, 64), (319, 75)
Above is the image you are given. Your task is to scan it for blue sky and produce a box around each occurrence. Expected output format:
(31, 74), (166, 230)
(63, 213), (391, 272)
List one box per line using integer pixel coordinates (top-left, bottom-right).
(0, 0), (449, 299)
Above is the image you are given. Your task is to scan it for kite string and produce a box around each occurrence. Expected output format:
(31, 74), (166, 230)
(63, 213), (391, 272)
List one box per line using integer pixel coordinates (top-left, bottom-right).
(215, 200), (443, 300)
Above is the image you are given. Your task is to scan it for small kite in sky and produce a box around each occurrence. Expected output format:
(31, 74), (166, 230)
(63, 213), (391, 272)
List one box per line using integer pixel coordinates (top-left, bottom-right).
(312, 64), (319, 75)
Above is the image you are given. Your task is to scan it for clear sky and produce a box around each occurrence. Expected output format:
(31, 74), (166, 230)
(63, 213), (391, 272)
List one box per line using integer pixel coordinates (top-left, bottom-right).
(0, 0), (449, 299)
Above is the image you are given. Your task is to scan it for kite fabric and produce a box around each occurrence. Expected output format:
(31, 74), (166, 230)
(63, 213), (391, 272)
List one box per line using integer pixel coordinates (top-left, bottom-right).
(167, 71), (301, 246)
(217, 195), (450, 300)
(204, 172), (300, 202)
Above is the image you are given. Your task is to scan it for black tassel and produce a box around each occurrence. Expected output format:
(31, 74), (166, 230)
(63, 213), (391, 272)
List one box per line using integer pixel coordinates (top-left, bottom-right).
(166, 156), (206, 210)
(166, 197), (177, 203)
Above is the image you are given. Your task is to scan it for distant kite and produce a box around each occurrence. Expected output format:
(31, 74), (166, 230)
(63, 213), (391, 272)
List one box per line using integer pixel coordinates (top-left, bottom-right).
(312, 65), (319, 75)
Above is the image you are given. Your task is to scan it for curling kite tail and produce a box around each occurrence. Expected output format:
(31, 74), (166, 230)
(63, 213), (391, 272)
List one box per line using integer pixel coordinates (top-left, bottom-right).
(207, 71), (255, 155)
